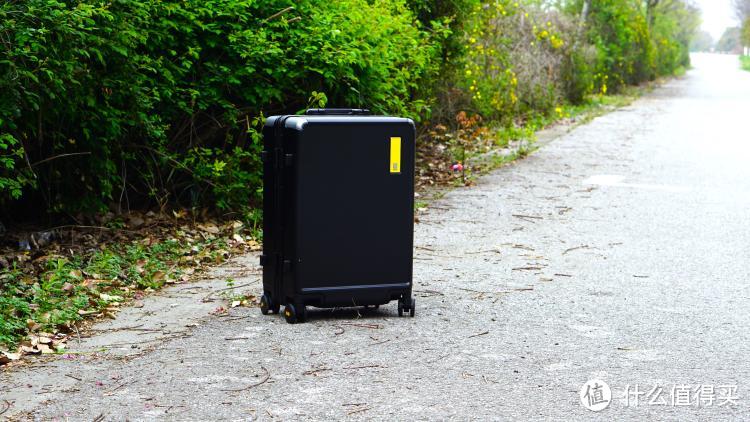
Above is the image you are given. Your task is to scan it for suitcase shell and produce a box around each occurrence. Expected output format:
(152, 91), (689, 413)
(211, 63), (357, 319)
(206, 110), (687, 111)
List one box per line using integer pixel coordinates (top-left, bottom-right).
(260, 110), (416, 322)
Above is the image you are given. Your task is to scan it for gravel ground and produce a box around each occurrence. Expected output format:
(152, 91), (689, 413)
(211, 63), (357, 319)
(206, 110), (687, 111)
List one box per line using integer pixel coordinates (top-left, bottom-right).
(3, 53), (750, 421)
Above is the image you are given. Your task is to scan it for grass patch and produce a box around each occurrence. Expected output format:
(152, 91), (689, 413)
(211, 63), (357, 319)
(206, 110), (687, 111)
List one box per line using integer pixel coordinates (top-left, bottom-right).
(414, 87), (643, 199)
(741, 56), (750, 72)
(0, 222), (255, 351)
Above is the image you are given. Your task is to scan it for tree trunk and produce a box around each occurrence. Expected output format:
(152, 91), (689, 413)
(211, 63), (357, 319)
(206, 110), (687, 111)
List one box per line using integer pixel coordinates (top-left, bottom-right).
(580, 0), (591, 30)
(577, 0), (592, 40)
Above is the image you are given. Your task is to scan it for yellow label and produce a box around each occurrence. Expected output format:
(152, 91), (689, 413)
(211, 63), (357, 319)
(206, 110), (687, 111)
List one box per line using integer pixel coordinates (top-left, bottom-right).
(390, 137), (401, 174)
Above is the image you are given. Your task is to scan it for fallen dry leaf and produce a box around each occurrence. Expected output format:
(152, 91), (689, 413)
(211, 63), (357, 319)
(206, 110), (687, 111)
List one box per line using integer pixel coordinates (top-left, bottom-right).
(197, 223), (220, 234)
(0, 350), (21, 364)
(99, 293), (123, 302)
(128, 216), (145, 228)
(26, 319), (41, 331)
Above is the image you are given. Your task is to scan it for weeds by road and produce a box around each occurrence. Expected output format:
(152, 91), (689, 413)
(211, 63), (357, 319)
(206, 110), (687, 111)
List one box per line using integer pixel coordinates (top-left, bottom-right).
(418, 88), (645, 202)
(0, 216), (259, 364)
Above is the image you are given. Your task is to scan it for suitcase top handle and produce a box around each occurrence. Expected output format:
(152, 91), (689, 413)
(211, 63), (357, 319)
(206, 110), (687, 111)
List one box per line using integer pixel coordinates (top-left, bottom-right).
(305, 108), (370, 116)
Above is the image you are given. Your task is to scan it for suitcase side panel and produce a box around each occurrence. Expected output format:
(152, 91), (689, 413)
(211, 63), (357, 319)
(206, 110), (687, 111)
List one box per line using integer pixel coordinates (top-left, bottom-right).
(261, 119), (275, 297)
(261, 116), (289, 305)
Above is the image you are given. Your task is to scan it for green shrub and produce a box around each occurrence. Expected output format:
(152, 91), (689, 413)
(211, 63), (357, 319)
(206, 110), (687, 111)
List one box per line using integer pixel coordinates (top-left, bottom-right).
(583, 0), (654, 92)
(0, 0), (700, 221)
(561, 44), (598, 104)
(566, 0), (698, 93)
(650, 0), (698, 76)
(458, 3), (590, 120)
(0, 0), (438, 217)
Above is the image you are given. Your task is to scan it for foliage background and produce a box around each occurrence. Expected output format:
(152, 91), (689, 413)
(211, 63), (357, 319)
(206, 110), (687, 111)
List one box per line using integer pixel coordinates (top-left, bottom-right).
(0, 0), (701, 222)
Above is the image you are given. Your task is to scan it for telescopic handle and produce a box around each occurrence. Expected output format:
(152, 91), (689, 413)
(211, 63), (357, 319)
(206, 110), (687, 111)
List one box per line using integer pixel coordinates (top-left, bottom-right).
(305, 108), (371, 115)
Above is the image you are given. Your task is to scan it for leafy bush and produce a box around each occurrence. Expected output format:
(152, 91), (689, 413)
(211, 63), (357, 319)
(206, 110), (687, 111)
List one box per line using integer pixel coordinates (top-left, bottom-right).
(567, 0), (698, 93)
(650, 0), (699, 76)
(0, 134), (27, 200)
(0, 0), (700, 221)
(742, 56), (750, 72)
(582, 0), (655, 92)
(457, 2), (595, 121)
(0, 0), (438, 217)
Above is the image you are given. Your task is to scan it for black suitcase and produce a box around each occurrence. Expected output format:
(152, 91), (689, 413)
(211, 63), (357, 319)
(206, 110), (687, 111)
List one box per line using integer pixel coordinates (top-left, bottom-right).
(259, 108), (416, 323)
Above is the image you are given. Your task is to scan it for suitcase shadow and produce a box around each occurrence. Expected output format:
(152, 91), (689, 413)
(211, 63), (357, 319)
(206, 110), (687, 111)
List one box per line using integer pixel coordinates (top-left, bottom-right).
(303, 306), (395, 322)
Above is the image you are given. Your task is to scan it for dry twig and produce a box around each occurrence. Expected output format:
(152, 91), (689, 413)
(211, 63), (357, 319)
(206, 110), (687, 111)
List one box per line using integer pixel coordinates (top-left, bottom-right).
(220, 366), (270, 392)
(0, 400), (11, 416)
(468, 331), (489, 338)
(562, 245), (590, 255)
(343, 364), (383, 370)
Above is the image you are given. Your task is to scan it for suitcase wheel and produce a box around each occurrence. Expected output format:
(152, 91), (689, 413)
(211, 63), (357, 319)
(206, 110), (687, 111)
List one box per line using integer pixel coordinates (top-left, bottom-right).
(260, 294), (280, 315)
(284, 303), (307, 324)
(397, 298), (416, 318)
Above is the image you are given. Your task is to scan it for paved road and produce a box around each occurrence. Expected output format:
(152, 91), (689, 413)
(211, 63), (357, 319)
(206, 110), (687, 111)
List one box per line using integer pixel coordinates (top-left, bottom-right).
(3, 54), (750, 420)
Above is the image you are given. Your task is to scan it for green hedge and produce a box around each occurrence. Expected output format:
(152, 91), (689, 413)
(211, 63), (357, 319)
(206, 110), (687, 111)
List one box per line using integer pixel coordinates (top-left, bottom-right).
(0, 0), (699, 220)
(0, 0), (439, 215)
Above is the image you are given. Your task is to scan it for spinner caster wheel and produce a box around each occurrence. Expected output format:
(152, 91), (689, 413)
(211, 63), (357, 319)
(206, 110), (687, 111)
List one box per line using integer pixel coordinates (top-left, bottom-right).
(260, 294), (271, 315)
(284, 303), (298, 324)
(260, 294), (280, 315)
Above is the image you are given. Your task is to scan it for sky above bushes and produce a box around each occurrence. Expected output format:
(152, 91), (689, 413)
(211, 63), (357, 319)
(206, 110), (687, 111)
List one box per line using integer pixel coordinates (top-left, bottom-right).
(697, 0), (736, 39)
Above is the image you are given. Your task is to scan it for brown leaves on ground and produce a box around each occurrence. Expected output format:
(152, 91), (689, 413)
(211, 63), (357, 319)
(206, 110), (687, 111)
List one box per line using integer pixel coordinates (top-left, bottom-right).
(0, 211), (259, 272)
(0, 210), (261, 366)
(416, 112), (500, 193)
(17, 332), (68, 355)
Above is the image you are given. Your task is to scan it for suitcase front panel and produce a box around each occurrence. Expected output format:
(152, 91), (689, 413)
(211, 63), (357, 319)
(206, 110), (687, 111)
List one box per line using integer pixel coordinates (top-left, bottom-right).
(293, 119), (415, 296)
